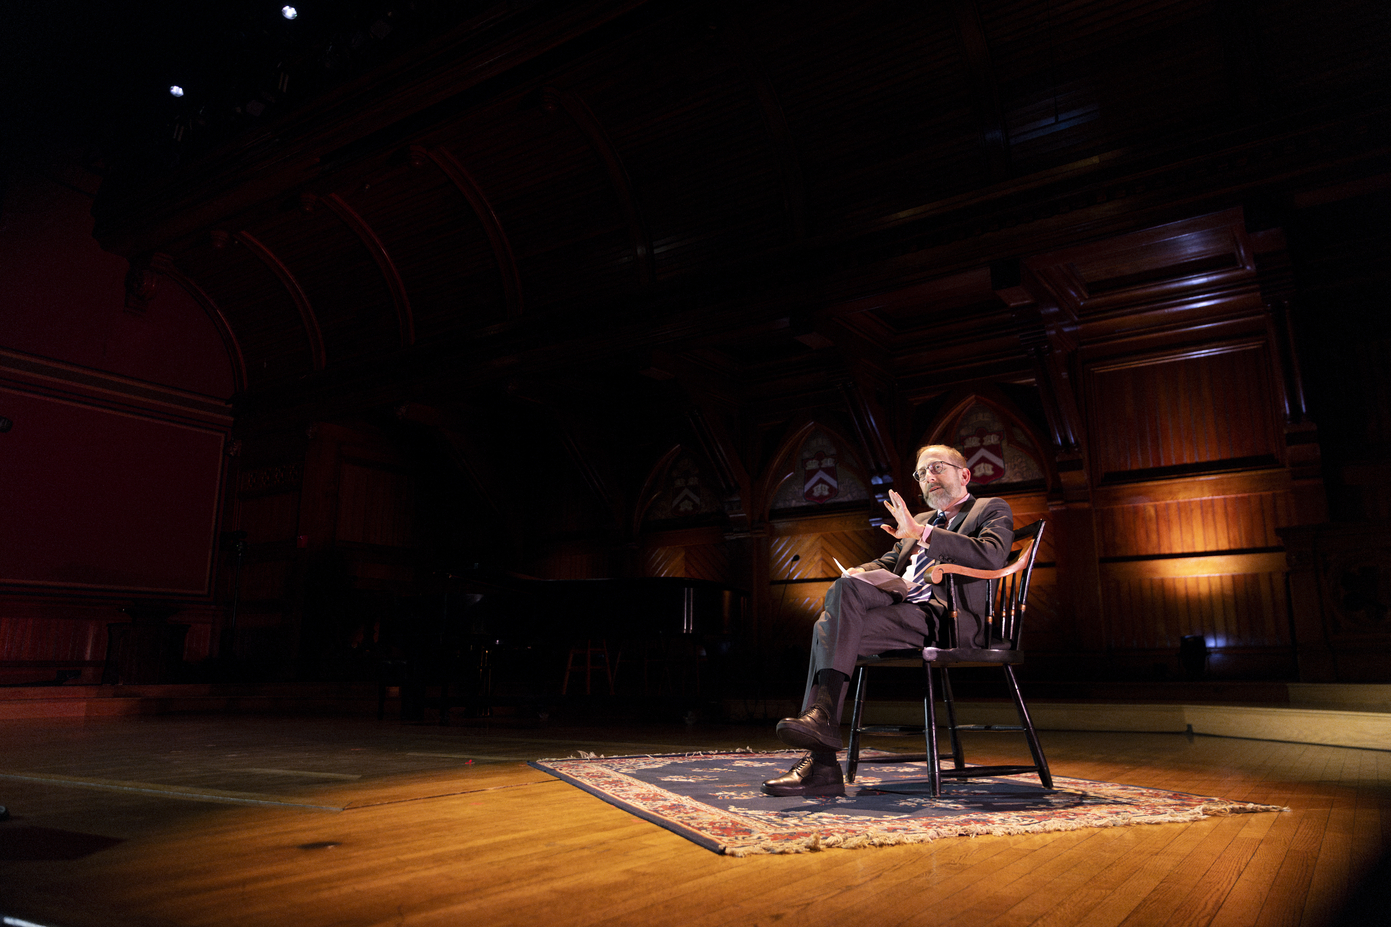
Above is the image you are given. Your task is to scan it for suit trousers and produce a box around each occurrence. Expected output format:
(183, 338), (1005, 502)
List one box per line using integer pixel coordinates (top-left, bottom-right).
(801, 576), (940, 723)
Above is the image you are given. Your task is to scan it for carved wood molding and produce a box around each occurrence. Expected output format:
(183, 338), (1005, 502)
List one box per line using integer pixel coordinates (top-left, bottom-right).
(232, 231), (326, 371)
(1023, 209), (1257, 323)
(0, 347), (233, 425)
(542, 86), (655, 286)
(557, 418), (620, 528)
(839, 378), (895, 501)
(767, 510), (880, 536)
(123, 255), (159, 314)
(632, 444), (684, 538)
(147, 253), (249, 395)
(415, 146), (523, 317)
(239, 462), (304, 493)
(684, 406), (745, 524)
(319, 193), (415, 347)
(1100, 551), (1288, 581)
(1091, 467), (1292, 507)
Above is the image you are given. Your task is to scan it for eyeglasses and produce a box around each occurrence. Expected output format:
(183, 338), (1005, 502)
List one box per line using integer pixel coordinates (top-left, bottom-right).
(912, 461), (964, 481)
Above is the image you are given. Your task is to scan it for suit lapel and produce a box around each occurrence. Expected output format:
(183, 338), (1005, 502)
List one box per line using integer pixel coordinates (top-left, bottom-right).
(895, 495), (978, 576)
(947, 495), (978, 534)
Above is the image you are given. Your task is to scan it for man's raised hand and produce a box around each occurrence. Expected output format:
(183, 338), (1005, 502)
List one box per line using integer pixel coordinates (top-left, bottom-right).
(880, 489), (922, 541)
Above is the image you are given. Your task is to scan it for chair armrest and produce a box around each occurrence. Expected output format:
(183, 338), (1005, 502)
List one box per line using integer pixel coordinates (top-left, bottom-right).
(928, 537), (1035, 584)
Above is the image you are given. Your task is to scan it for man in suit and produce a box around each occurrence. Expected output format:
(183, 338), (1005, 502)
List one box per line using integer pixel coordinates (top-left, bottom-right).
(763, 443), (1014, 796)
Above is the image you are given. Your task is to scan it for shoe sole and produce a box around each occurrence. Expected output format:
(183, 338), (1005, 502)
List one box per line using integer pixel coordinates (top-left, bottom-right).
(760, 784), (846, 797)
(775, 721), (842, 752)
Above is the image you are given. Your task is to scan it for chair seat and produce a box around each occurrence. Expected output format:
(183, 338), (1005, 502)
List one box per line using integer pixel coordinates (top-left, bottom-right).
(921, 646), (1022, 665)
(855, 645), (1022, 667)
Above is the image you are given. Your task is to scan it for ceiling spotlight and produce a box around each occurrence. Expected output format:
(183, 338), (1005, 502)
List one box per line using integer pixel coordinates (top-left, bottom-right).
(282, 5), (298, 19)
(169, 85), (185, 97)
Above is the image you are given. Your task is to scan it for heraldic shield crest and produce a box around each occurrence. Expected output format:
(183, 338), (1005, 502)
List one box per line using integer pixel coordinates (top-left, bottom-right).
(803, 451), (839, 503)
(951, 402), (1046, 488)
(961, 426), (1006, 484)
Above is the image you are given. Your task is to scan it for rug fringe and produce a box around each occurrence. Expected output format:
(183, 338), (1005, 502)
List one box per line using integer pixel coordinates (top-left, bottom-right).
(720, 800), (1289, 856)
(547, 747), (760, 762)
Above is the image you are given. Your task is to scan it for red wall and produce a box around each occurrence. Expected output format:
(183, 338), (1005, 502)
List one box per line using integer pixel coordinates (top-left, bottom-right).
(0, 155), (235, 681)
(1, 156), (235, 397)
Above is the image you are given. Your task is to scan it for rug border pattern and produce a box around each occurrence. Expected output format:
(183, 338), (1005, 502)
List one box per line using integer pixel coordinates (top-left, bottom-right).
(530, 750), (1288, 856)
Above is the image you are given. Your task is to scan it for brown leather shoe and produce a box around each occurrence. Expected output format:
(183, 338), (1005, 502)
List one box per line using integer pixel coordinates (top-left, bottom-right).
(775, 704), (842, 751)
(762, 752), (845, 797)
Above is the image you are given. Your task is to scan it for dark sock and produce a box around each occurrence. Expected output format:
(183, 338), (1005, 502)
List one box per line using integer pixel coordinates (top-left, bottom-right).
(813, 669), (848, 712)
(811, 748), (838, 765)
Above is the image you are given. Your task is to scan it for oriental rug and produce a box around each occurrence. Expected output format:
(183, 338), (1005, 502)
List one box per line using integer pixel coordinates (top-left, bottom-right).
(530, 750), (1285, 856)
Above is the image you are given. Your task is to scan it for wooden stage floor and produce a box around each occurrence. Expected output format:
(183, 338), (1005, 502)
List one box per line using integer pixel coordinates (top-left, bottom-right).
(1, 711), (1387, 927)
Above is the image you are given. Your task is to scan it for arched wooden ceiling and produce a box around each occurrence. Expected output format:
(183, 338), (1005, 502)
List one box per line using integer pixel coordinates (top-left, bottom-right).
(90, 0), (1391, 402)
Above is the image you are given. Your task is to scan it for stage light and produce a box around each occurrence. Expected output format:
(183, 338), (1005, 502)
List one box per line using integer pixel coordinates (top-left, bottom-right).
(169, 85), (185, 97)
(282, 5), (298, 19)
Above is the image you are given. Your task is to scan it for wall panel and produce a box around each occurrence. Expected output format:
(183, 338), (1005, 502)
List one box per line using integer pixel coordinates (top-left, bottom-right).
(1087, 344), (1282, 478)
(336, 459), (414, 548)
(1100, 571), (1289, 651)
(1096, 491), (1293, 556)
(1093, 470), (1297, 676)
(637, 526), (728, 579)
(0, 387), (226, 594)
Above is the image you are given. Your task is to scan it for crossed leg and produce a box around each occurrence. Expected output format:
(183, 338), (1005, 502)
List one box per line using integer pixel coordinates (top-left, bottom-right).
(764, 577), (937, 796)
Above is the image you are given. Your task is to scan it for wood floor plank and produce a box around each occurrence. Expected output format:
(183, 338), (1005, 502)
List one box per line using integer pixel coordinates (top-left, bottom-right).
(2, 720), (1388, 927)
(1250, 808), (1330, 927)
(1063, 819), (1235, 927)
(981, 829), (1127, 927)
(1004, 828), (1187, 927)
(1113, 816), (1253, 927)
(1298, 786), (1357, 927)
(1151, 812), (1279, 927)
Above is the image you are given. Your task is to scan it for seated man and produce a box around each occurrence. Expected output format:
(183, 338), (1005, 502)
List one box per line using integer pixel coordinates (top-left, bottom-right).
(763, 443), (1014, 797)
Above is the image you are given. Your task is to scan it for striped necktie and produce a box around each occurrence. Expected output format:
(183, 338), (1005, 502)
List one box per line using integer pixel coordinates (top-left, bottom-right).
(906, 510), (950, 598)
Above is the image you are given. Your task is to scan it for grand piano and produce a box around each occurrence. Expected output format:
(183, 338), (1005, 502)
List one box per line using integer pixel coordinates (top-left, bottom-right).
(382, 569), (749, 720)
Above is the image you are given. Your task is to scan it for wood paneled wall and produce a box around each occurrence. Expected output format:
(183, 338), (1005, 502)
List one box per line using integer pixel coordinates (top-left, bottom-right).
(1086, 344), (1282, 477)
(1082, 344), (1301, 678)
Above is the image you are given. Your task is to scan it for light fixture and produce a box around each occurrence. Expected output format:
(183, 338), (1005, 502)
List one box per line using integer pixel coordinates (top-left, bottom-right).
(282, 5), (298, 19)
(169, 85), (185, 97)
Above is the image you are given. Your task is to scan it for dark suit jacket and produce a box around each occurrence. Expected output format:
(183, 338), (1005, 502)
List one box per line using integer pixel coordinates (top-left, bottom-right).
(861, 494), (1014, 647)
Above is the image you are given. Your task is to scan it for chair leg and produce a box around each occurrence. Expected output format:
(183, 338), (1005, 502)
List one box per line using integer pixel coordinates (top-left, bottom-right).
(847, 666), (868, 783)
(923, 662), (941, 799)
(1003, 664), (1053, 789)
(941, 667), (966, 770)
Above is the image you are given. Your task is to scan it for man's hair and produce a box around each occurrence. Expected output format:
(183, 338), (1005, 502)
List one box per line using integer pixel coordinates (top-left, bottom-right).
(914, 444), (969, 471)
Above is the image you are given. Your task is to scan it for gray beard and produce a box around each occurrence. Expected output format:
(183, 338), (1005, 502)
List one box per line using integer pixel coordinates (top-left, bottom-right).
(927, 487), (966, 512)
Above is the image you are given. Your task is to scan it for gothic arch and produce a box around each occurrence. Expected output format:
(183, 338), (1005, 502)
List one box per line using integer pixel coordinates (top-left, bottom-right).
(922, 392), (1053, 493)
(631, 444), (685, 537)
(756, 419), (876, 522)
